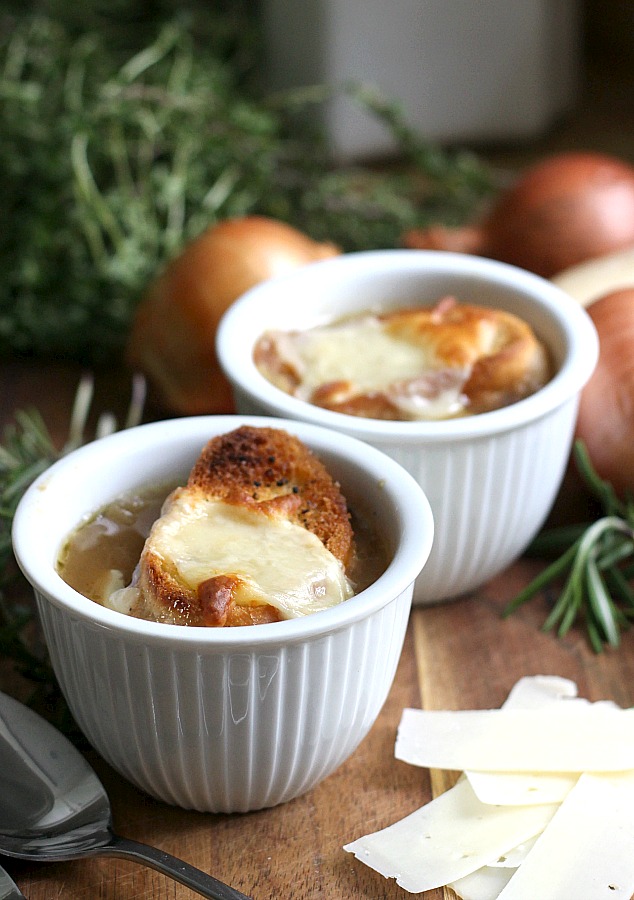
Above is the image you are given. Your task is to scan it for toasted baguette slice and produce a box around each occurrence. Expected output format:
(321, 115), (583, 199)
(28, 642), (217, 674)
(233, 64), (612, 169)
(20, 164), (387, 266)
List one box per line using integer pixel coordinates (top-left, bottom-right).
(112, 426), (355, 627)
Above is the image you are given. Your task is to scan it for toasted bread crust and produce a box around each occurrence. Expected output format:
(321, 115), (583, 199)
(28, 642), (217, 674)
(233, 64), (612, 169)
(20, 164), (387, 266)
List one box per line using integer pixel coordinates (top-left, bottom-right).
(135, 426), (354, 627)
(383, 299), (550, 415)
(187, 426), (353, 563)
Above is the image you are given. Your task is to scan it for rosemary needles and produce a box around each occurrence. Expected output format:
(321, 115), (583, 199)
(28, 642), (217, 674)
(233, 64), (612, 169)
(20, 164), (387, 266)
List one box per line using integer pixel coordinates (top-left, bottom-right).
(504, 440), (634, 652)
(0, 375), (145, 700)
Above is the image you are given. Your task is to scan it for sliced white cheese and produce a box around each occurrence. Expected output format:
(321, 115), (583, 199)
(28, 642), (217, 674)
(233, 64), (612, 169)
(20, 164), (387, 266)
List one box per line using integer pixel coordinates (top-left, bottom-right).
(466, 677), (580, 806)
(343, 776), (557, 893)
(396, 706), (634, 773)
(345, 677), (634, 896)
(467, 769), (579, 807)
(466, 679), (620, 805)
(450, 864), (515, 900)
(496, 772), (634, 900)
(487, 836), (537, 868)
(110, 494), (353, 619)
(501, 674), (578, 707)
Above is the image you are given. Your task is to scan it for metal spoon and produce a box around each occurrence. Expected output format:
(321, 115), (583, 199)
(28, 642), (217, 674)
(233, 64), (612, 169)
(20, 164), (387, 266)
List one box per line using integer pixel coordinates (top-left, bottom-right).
(0, 864), (27, 900)
(0, 691), (251, 900)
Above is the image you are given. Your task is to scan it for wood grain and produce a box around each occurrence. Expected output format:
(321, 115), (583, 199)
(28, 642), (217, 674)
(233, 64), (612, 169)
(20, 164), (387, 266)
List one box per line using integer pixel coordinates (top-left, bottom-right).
(3, 360), (634, 898)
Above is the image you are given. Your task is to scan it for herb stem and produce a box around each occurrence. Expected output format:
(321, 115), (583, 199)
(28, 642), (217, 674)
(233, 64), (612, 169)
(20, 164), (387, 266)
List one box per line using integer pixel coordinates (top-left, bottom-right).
(71, 132), (126, 257)
(504, 439), (634, 652)
(502, 540), (580, 615)
(0, 377), (146, 733)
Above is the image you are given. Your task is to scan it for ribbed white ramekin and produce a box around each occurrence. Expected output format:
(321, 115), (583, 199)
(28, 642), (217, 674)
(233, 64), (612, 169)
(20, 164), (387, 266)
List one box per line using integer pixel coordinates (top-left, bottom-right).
(217, 250), (599, 604)
(12, 415), (433, 813)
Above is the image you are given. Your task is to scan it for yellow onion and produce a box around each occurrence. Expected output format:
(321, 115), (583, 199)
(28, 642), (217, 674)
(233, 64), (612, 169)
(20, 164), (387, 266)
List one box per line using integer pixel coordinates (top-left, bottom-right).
(126, 216), (340, 414)
(403, 152), (634, 278)
(576, 289), (634, 496)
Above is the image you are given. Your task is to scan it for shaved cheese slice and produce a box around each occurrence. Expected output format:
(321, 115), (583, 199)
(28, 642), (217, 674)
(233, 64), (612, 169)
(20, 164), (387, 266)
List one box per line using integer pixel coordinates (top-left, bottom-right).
(465, 678), (619, 805)
(396, 706), (634, 773)
(502, 675), (578, 707)
(496, 772), (634, 900)
(450, 865), (515, 900)
(487, 836), (537, 868)
(466, 675), (577, 804)
(343, 777), (556, 893)
(467, 770), (579, 806)
(466, 678), (579, 806)
(345, 677), (634, 897)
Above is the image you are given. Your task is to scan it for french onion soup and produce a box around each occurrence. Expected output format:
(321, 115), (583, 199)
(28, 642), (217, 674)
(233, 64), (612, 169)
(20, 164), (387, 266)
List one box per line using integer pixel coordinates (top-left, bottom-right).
(57, 426), (387, 626)
(253, 297), (552, 421)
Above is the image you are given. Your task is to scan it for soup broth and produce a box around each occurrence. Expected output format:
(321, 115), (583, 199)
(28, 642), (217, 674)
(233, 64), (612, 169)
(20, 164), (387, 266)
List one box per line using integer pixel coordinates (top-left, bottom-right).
(57, 483), (389, 622)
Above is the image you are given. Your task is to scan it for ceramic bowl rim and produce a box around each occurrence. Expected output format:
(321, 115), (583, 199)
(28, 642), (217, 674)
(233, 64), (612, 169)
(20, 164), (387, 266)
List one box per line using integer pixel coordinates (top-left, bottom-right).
(216, 249), (599, 444)
(12, 415), (433, 649)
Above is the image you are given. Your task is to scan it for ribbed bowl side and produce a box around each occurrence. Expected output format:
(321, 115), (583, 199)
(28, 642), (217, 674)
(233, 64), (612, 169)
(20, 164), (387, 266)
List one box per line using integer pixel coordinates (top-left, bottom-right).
(35, 587), (412, 813)
(233, 392), (579, 605)
(368, 399), (579, 604)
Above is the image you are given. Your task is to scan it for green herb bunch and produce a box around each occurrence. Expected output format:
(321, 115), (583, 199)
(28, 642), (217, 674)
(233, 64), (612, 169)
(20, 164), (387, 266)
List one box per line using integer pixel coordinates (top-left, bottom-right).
(0, 377), (145, 730)
(504, 440), (634, 652)
(0, 9), (493, 368)
(0, 15), (285, 363)
(0, 410), (59, 679)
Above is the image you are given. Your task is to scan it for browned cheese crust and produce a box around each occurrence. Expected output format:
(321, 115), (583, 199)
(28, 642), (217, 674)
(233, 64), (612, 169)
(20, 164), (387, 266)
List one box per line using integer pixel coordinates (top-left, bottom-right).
(381, 298), (551, 416)
(254, 297), (551, 420)
(138, 426), (354, 627)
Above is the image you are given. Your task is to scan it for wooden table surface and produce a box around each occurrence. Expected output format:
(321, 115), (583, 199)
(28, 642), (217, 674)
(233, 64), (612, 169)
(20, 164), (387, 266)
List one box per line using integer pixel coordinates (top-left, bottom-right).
(2, 359), (634, 900)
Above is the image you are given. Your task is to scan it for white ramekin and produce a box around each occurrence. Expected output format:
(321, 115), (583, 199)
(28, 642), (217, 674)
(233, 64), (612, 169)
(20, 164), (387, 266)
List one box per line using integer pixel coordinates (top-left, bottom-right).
(12, 415), (433, 813)
(216, 250), (599, 604)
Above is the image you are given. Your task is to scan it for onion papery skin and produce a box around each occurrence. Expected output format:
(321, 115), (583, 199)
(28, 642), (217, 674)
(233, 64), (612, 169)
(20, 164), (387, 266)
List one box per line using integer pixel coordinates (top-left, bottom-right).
(403, 152), (634, 279)
(575, 289), (634, 497)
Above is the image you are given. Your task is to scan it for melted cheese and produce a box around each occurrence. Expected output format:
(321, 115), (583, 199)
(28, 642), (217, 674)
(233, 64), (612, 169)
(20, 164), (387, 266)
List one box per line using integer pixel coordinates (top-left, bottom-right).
(110, 495), (354, 619)
(290, 318), (434, 391)
(265, 316), (468, 420)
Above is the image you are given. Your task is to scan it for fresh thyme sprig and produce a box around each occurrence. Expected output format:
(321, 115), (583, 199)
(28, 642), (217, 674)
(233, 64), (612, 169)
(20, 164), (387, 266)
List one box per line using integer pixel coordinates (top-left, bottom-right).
(503, 440), (634, 652)
(0, 12), (495, 367)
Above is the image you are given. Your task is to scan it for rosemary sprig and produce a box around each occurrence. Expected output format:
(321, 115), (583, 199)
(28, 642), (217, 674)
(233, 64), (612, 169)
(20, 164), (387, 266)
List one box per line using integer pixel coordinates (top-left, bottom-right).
(0, 374), (145, 729)
(503, 440), (634, 652)
(0, 372), (146, 576)
(0, 409), (59, 583)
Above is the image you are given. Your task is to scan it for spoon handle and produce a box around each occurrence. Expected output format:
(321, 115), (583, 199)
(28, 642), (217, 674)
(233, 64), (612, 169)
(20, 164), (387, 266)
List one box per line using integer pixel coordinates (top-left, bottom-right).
(0, 866), (27, 900)
(101, 833), (253, 900)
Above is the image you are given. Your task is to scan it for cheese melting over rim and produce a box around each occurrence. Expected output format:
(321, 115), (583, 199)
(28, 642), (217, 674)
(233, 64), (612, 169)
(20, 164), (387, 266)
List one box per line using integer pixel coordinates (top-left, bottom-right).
(108, 494), (354, 620)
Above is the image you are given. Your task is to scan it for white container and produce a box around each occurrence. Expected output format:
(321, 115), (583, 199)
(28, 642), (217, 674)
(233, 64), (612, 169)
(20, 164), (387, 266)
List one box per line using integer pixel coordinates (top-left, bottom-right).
(12, 416), (433, 813)
(216, 250), (599, 604)
(260, 0), (581, 160)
